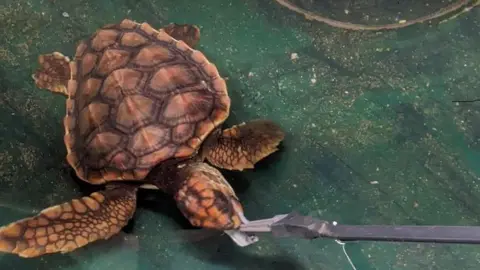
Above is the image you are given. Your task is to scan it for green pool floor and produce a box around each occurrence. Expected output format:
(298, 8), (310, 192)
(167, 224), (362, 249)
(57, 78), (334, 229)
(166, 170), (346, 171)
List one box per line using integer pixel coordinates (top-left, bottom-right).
(0, 0), (479, 269)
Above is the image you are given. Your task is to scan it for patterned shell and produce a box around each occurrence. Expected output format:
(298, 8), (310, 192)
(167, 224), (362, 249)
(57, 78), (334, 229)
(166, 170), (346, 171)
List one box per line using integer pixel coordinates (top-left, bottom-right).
(63, 19), (231, 184)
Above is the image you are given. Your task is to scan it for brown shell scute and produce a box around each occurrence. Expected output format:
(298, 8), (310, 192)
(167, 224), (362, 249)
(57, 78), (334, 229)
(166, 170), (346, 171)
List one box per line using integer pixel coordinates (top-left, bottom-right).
(133, 45), (174, 66)
(64, 19), (230, 183)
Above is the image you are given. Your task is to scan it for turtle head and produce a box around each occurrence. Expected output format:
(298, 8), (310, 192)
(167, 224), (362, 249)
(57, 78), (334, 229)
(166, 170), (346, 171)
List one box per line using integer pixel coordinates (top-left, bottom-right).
(173, 162), (247, 231)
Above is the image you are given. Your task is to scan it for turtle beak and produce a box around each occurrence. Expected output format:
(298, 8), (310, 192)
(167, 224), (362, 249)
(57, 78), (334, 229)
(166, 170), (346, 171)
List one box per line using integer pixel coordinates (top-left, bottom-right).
(224, 211), (259, 247)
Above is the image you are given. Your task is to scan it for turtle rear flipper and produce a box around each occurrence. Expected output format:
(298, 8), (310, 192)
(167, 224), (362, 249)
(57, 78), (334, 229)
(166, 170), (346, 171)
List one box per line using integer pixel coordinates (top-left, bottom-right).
(32, 52), (71, 96)
(0, 184), (137, 258)
(203, 119), (285, 171)
(161, 23), (201, 48)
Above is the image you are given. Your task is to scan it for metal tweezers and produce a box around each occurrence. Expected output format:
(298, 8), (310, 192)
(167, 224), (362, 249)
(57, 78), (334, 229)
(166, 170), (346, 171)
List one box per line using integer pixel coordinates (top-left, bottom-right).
(239, 211), (480, 244)
(239, 211), (329, 239)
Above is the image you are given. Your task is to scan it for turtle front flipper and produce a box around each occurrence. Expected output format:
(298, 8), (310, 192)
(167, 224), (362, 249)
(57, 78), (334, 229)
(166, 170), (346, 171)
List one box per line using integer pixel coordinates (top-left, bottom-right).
(31, 52), (71, 96)
(174, 162), (245, 230)
(161, 23), (201, 48)
(202, 119), (285, 171)
(0, 184), (137, 258)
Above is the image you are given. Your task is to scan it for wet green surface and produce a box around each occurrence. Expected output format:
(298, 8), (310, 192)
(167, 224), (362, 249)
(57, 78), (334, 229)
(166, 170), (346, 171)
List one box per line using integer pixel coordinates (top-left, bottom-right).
(0, 0), (479, 269)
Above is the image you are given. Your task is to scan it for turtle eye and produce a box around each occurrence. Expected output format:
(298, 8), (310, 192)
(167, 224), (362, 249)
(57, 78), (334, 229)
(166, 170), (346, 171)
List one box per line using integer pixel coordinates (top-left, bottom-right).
(174, 178), (244, 230)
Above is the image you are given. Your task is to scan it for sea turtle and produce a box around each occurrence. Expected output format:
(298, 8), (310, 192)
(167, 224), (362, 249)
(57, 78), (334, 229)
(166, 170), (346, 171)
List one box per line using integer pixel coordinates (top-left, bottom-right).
(0, 19), (284, 258)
